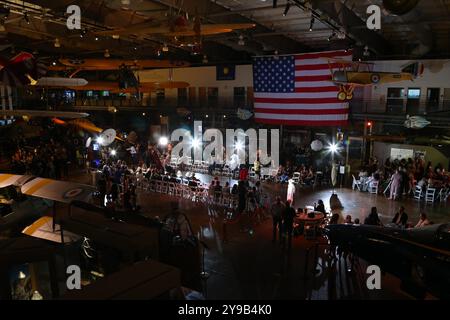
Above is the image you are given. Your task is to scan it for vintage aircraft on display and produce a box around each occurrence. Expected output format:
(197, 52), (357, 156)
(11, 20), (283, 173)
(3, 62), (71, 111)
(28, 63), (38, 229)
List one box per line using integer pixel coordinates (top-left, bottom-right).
(48, 58), (191, 73)
(0, 52), (47, 87)
(329, 59), (424, 101)
(0, 110), (89, 119)
(66, 80), (189, 93)
(94, 12), (255, 40)
(0, 173), (95, 233)
(325, 223), (450, 299)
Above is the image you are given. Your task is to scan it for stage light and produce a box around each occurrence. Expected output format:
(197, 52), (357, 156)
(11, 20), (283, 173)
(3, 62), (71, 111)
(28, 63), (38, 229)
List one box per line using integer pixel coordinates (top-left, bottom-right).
(367, 121), (373, 127)
(328, 143), (338, 154)
(110, 149), (116, 156)
(142, 112), (146, 116)
(159, 136), (169, 146)
(95, 37), (99, 41)
(283, 2), (291, 16)
(96, 136), (104, 145)
(235, 142), (243, 151)
(191, 138), (201, 149)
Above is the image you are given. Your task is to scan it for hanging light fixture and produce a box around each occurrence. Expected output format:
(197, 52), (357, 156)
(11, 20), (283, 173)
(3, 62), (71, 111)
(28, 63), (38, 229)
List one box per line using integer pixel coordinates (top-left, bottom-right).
(104, 49), (110, 58)
(309, 17), (315, 31)
(238, 34), (245, 46)
(54, 38), (60, 48)
(283, 2), (291, 16)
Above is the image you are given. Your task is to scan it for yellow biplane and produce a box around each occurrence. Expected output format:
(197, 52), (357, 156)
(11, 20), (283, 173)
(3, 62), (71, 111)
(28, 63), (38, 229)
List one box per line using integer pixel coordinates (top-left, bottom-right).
(329, 59), (424, 101)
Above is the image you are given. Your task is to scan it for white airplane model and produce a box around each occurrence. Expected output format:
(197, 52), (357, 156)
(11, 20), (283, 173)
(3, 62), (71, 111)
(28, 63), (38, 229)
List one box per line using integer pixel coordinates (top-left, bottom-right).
(404, 115), (431, 129)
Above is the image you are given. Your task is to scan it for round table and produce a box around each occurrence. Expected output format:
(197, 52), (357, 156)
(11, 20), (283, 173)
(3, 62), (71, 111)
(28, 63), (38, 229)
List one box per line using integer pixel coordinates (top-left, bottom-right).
(295, 211), (325, 224)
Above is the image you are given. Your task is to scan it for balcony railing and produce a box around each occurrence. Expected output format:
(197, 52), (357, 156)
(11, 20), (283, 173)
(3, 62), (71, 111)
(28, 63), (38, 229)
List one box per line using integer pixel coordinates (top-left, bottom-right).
(350, 98), (450, 115)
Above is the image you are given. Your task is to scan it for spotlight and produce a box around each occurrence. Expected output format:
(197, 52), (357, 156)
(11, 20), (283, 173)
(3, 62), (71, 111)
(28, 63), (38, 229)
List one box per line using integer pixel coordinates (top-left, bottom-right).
(328, 143), (338, 154)
(235, 142), (243, 151)
(110, 149), (116, 156)
(159, 136), (169, 146)
(223, 115), (226, 118)
(95, 37), (99, 41)
(205, 114), (209, 118)
(96, 136), (104, 145)
(142, 112), (146, 116)
(52, 61), (56, 66)
(283, 2), (291, 16)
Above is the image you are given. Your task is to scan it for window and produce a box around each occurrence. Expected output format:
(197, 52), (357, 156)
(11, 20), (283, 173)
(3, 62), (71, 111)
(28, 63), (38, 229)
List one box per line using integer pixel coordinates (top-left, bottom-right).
(386, 88), (405, 114)
(156, 89), (165, 101)
(444, 88), (450, 110)
(208, 87), (218, 100)
(407, 88), (420, 114)
(234, 87), (246, 107)
(426, 88), (440, 111)
(407, 88), (421, 99)
(178, 88), (188, 105)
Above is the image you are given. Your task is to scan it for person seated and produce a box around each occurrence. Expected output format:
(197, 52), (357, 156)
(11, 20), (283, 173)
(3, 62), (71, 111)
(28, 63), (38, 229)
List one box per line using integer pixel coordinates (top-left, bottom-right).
(354, 218), (360, 225)
(392, 206), (408, 227)
(314, 199), (326, 214)
(304, 167), (315, 185)
(344, 215), (353, 224)
(415, 212), (431, 228)
(364, 207), (383, 226)
(329, 213), (339, 224)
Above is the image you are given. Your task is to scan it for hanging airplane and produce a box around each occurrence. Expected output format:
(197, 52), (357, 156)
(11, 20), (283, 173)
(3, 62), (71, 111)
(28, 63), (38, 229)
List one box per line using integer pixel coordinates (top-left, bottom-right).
(329, 59), (424, 101)
(48, 58), (191, 73)
(94, 13), (256, 39)
(0, 110), (89, 119)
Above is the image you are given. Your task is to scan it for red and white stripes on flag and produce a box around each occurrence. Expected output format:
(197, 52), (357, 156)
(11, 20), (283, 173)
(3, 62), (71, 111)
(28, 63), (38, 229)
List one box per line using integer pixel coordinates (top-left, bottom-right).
(253, 50), (353, 126)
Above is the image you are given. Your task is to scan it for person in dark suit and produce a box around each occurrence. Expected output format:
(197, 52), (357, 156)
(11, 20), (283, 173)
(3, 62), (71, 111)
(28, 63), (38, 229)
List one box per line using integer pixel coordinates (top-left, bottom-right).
(282, 200), (296, 250)
(392, 206), (408, 227)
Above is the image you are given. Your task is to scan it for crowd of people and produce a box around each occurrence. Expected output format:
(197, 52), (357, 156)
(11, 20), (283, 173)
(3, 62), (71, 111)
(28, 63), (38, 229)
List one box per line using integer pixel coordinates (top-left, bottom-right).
(357, 156), (450, 200)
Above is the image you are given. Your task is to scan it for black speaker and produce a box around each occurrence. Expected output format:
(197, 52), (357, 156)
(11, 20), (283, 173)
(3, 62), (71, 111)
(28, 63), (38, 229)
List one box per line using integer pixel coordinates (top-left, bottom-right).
(383, 0), (420, 15)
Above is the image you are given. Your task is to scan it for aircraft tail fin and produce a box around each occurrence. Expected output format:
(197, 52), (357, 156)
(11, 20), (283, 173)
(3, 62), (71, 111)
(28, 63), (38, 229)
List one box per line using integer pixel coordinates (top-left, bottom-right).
(401, 62), (424, 79)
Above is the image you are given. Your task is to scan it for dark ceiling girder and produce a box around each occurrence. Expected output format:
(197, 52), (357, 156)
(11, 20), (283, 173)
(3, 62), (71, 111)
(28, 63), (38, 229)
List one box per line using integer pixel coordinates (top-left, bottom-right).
(309, 0), (392, 56)
(151, 0), (310, 55)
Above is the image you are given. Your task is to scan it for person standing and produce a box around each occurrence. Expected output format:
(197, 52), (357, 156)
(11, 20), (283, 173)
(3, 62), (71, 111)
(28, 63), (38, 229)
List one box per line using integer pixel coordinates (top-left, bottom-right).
(254, 158), (261, 180)
(287, 179), (296, 205)
(282, 200), (296, 250)
(270, 196), (285, 243)
(389, 169), (402, 200)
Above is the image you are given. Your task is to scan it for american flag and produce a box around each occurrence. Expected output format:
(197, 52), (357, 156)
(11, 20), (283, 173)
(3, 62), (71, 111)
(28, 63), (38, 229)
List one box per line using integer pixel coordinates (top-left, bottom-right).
(253, 50), (353, 126)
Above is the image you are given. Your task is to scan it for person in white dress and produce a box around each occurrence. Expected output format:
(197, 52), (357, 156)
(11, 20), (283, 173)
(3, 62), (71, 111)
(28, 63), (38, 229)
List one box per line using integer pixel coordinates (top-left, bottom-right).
(287, 179), (296, 205)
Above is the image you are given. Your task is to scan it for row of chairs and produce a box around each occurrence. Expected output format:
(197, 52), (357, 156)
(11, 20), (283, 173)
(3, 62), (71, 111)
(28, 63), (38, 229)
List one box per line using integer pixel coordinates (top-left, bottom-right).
(352, 175), (379, 194)
(414, 185), (450, 202)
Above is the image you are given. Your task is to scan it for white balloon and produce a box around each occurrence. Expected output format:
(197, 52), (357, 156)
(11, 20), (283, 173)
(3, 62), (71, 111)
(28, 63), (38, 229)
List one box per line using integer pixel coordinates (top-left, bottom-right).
(311, 139), (323, 151)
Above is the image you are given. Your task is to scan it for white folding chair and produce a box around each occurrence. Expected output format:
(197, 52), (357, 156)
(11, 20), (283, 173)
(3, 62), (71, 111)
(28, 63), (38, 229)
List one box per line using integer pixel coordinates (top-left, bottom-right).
(352, 174), (362, 191)
(369, 181), (379, 194)
(425, 187), (436, 202)
(292, 172), (301, 184)
(414, 185), (423, 200)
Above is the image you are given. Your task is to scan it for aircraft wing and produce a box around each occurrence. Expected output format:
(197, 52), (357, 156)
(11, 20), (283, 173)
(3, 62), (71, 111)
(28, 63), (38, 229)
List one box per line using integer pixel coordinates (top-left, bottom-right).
(167, 23), (256, 37)
(21, 178), (95, 204)
(22, 216), (81, 243)
(94, 19), (162, 37)
(0, 110), (89, 119)
(0, 174), (34, 188)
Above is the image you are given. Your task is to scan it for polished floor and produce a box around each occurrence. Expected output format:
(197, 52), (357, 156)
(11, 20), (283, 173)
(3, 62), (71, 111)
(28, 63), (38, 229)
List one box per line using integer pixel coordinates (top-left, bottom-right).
(131, 176), (448, 300)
